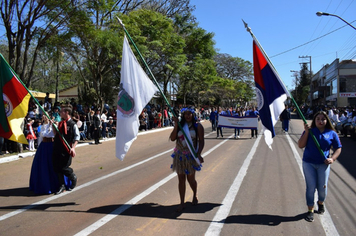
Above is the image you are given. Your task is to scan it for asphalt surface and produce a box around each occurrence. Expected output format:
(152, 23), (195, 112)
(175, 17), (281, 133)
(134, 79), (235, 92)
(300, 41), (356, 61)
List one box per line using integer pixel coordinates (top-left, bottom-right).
(0, 116), (355, 236)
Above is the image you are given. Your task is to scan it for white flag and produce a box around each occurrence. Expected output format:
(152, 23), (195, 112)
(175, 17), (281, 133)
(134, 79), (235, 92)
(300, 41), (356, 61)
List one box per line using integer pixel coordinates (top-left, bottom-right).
(115, 36), (159, 160)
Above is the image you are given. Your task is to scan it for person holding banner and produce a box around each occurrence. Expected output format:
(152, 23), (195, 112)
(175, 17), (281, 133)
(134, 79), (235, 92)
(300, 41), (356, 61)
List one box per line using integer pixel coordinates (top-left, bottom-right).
(209, 107), (217, 131)
(216, 107), (224, 138)
(170, 107), (205, 212)
(298, 111), (342, 222)
(234, 108), (243, 139)
(248, 107), (259, 138)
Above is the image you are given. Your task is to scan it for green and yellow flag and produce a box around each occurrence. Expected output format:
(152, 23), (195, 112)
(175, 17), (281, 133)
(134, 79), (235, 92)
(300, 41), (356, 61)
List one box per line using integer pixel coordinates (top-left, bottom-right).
(0, 54), (31, 144)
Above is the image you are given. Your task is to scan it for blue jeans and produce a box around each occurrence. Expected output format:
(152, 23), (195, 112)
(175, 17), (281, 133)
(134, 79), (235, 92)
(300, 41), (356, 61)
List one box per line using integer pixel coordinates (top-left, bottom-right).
(283, 119), (289, 132)
(211, 120), (216, 131)
(101, 123), (107, 138)
(234, 128), (240, 137)
(302, 161), (330, 206)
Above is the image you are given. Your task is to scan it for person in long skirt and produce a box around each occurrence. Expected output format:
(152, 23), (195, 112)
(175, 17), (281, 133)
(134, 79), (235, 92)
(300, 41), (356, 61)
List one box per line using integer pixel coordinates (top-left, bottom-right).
(29, 115), (70, 194)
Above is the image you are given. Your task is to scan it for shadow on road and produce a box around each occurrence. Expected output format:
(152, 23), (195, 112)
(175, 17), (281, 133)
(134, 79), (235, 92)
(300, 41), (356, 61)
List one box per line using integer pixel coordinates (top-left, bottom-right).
(0, 202), (78, 211)
(224, 213), (305, 226)
(0, 187), (36, 197)
(337, 137), (356, 180)
(85, 202), (222, 219)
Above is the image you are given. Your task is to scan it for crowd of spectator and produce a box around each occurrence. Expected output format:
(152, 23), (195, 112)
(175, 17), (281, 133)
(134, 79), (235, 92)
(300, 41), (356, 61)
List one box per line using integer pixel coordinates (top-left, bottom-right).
(300, 105), (356, 139)
(2, 95), (355, 156)
(0, 95), (181, 155)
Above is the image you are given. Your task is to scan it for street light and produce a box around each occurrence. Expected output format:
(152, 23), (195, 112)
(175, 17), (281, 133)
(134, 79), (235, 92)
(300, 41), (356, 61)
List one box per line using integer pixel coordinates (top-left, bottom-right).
(316, 12), (356, 31)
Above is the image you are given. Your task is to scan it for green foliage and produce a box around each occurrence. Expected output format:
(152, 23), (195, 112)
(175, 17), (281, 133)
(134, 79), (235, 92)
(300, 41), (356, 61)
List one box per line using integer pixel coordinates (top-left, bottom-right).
(211, 53), (255, 106)
(1, 0), (256, 108)
(293, 62), (312, 105)
(120, 9), (186, 99)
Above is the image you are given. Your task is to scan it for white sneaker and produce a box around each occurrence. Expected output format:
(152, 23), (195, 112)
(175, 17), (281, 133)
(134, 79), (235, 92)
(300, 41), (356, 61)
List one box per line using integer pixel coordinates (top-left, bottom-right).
(237, 136), (240, 139)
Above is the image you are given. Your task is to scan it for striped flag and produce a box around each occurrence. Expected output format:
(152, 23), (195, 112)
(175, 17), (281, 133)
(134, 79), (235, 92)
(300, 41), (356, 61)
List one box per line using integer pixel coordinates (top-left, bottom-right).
(0, 54), (31, 144)
(253, 40), (289, 148)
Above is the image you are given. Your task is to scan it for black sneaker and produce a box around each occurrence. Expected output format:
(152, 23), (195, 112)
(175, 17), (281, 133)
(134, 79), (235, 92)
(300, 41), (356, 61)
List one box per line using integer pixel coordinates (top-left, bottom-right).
(305, 211), (314, 222)
(70, 173), (77, 190)
(318, 203), (325, 214)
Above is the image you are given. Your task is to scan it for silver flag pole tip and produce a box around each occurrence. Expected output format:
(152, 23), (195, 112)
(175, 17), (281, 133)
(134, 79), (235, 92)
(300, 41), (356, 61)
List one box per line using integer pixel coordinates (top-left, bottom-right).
(242, 19), (251, 33)
(116, 16), (125, 27)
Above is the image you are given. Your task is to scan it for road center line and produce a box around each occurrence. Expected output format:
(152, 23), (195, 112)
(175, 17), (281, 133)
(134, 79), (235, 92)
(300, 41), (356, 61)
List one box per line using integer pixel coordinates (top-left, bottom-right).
(285, 133), (339, 236)
(73, 134), (234, 236)
(204, 134), (261, 236)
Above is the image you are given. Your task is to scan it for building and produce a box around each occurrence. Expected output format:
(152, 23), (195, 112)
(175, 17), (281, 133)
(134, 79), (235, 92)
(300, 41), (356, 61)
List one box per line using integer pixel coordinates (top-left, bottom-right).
(58, 84), (79, 102)
(30, 90), (55, 102)
(310, 59), (356, 107)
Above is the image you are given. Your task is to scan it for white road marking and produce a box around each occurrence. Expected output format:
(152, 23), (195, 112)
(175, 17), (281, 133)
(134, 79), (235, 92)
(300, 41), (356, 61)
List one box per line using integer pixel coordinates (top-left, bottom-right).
(0, 149), (171, 221)
(205, 134), (261, 236)
(74, 134), (234, 236)
(285, 133), (339, 236)
(0, 130), (214, 221)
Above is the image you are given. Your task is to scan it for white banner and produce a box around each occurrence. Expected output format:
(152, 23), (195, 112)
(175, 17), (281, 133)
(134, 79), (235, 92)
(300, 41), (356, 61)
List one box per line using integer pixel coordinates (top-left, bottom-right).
(218, 115), (258, 129)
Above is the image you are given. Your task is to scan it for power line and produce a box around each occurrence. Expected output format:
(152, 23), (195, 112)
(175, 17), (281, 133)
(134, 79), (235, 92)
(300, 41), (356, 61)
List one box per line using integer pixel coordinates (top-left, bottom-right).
(270, 19), (356, 58)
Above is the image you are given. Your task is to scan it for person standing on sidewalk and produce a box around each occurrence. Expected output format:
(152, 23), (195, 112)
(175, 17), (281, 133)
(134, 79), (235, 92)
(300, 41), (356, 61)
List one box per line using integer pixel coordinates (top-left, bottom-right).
(298, 111), (342, 222)
(93, 109), (102, 144)
(52, 104), (79, 195)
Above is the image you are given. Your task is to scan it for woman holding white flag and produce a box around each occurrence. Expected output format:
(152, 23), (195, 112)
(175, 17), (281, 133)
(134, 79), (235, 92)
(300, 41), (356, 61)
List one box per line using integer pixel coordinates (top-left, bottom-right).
(170, 107), (205, 212)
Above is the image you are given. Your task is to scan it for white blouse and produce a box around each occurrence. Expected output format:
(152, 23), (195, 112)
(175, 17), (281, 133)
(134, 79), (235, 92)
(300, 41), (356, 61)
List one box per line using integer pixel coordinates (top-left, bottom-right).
(38, 123), (54, 146)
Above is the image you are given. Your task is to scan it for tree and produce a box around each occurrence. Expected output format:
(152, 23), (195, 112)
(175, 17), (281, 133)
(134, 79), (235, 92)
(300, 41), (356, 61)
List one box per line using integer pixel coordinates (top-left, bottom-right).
(213, 53), (255, 106)
(173, 14), (217, 106)
(141, 0), (194, 18)
(0, 0), (74, 87)
(215, 53), (253, 82)
(121, 9), (186, 101)
(295, 62), (311, 104)
(57, 0), (124, 108)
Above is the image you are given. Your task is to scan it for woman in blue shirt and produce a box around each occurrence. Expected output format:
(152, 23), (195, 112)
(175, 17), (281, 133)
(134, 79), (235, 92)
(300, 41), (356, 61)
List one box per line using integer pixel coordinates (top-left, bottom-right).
(298, 111), (342, 222)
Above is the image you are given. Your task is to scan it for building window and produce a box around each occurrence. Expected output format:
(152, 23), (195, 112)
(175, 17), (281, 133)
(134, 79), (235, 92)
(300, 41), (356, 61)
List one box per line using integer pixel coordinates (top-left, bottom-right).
(339, 77), (346, 92)
(331, 79), (337, 95)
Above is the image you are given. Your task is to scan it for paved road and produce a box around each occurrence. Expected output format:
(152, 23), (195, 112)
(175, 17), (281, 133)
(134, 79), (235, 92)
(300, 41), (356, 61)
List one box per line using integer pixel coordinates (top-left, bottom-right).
(0, 117), (355, 236)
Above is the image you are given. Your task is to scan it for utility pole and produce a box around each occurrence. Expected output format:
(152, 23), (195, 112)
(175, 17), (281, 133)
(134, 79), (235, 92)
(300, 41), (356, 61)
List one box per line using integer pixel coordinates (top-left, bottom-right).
(299, 55), (312, 80)
(290, 70), (299, 100)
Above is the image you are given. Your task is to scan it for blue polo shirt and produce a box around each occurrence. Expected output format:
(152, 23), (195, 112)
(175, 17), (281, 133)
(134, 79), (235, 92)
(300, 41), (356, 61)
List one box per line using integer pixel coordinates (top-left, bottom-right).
(302, 128), (342, 164)
(210, 111), (217, 121)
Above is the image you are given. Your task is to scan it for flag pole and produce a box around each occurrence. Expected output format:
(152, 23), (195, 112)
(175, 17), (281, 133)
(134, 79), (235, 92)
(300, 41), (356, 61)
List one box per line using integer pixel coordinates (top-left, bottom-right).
(242, 20), (326, 159)
(0, 54), (71, 151)
(116, 17), (201, 165)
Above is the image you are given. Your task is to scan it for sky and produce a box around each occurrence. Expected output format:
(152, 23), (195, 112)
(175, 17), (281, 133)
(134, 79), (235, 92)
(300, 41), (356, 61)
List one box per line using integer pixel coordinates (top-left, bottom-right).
(0, 0), (354, 92)
(190, 0), (356, 90)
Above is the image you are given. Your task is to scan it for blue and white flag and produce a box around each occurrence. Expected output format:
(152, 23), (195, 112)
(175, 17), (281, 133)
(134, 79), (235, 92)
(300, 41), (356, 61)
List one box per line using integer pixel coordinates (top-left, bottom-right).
(116, 36), (158, 160)
(253, 39), (289, 148)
